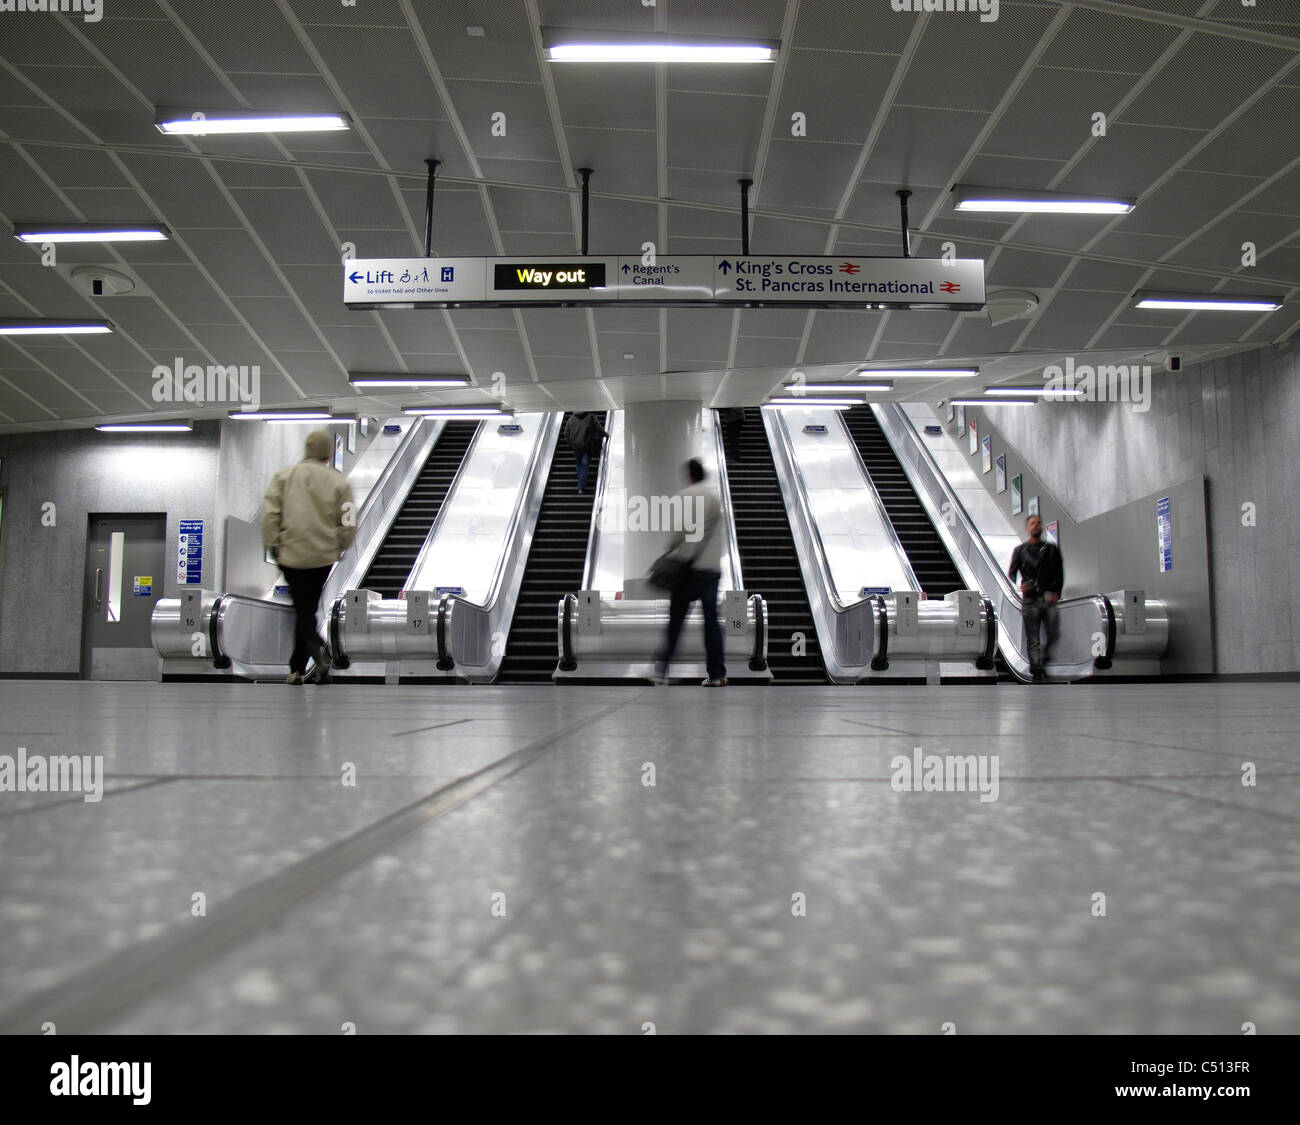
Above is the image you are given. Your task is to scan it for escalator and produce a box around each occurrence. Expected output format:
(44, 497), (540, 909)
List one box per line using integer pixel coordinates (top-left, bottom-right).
(496, 413), (602, 682)
(842, 406), (965, 597)
(726, 407), (827, 683)
(359, 420), (479, 598)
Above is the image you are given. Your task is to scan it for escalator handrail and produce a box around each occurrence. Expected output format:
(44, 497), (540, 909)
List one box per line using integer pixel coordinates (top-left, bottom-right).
(763, 408), (865, 617)
(320, 416), (441, 608)
(400, 418), (487, 596)
(439, 412), (563, 616)
(836, 408), (924, 594)
(712, 411), (746, 592)
(580, 411), (614, 592)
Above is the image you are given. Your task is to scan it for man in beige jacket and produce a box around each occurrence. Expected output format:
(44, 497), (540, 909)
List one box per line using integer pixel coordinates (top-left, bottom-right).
(262, 430), (357, 683)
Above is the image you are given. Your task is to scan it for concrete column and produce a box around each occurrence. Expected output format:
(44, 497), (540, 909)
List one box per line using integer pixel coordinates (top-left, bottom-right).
(622, 400), (710, 598)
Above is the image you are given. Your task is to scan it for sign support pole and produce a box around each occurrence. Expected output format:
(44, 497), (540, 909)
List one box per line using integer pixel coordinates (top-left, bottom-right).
(738, 178), (753, 256)
(578, 167), (593, 255)
(423, 158), (441, 258)
(897, 189), (912, 258)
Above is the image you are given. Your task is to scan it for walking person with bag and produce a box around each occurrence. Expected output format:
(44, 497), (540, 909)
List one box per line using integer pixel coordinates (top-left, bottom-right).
(651, 458), (727, 686)
(262, 430), (357, 684)
(565, 410), (609, 492)
(1008, 514), (1064, 683)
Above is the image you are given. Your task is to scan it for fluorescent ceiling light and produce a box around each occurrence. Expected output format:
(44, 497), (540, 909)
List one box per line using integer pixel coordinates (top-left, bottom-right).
(543, 28), (777, 63)
(349, 376), (472, 388)
(14, 223), (169, 243)
(766, 397), (858, 407)
(230, 410), (333, 422)
(96, 421), (192, 432)
(950, 397), (1038, 406)
(0, 319), (113, 335)
(403, 406), (510, 418)
(156, 110), (350, 135)
(951, 185), (1134, 214)
(985, 385), (1085, 397)
(1133, 290), (1283, 312)
(858, 368), (978, 379)
(792, 383), (892, 393)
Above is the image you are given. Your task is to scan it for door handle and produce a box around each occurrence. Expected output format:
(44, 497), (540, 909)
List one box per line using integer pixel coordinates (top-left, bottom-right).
(94, 568), (104, 609)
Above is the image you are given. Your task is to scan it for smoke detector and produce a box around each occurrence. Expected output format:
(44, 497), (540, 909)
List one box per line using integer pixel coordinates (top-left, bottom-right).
(70, 265), (136, 297)
(985, 289), (1039, 326)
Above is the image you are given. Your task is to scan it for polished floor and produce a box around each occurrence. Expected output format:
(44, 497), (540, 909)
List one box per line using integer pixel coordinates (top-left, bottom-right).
(0, 680), (1297, 1034)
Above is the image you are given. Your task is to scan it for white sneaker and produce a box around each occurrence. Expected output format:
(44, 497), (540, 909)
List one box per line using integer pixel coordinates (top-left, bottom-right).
(701, 677), (728, 687)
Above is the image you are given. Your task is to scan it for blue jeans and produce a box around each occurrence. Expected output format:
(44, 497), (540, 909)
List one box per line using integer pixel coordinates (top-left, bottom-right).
(1023, 595), (1059, 673)
(576, 451), (591, 491)
(657, 569), (726, 681)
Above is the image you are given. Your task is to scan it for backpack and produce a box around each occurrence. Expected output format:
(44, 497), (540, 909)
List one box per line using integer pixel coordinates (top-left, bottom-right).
(566, 413), (593, 453)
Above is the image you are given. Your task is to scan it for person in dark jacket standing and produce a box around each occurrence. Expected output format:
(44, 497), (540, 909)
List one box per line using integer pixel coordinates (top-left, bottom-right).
(1008, 514), (1064, 683)
(565, 411), (609, 492)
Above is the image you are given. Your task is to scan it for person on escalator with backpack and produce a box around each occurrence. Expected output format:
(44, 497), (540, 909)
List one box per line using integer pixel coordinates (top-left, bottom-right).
(1008, 514), (1064, 683)
(565, 411), (609, 493)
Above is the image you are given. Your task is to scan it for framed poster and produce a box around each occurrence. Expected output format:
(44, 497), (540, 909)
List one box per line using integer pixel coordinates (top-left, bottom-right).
(969, 416), (979, 456)
(982, 435), (992, 473)
(360, 417), (370, 437)
(946, 401), (955, 422)
(346, 421), (356, 454)
(1045, 519), (1059, 546)
(333, 431), (344, 471)
(995, 452), (1006, 492)
(1028, 495), (1039, 516)
(956, 404), (965, 437)
(1010, 473), (1023, 516)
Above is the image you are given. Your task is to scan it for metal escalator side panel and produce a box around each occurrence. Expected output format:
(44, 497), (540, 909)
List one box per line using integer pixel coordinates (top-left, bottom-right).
(359, 420), (480, 598)
(400, 420), (486, 594)
(320, 417), (442, 609)
(833, 409), (924, 595)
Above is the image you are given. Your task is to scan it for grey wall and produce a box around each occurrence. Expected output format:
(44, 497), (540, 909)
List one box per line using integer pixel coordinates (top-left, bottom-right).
(980, 341), (1299, 674)
(0, 424), (220, 674)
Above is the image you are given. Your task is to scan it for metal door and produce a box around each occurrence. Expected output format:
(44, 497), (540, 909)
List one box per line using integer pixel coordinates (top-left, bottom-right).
(82, 513), (166, 679)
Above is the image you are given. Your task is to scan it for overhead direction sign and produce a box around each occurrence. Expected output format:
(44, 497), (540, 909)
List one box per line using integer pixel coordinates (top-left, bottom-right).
(344, 255), (984, 311)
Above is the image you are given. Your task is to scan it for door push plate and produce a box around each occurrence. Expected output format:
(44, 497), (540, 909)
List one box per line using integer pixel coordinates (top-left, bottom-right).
(724, 590), (748, 637)
(891, 591), (919, 636)
(406, 591), (430, 636)
(577, 591), (600, 634)
(955, 590), (980, 636)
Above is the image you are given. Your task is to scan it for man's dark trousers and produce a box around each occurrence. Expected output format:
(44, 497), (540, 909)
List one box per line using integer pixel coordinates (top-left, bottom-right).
(659, 568), (726, 681)
(281, 564), (332, 674)
(1023, 594), (1059, 674)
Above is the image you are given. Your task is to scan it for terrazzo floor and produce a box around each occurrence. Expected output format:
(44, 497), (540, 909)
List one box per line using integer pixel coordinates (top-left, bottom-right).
(1, 680), (1296, 1034)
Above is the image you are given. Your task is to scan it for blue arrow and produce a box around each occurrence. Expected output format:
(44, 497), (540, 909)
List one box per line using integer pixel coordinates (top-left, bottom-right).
(718, 260), (732, 274)
(622, 263), (630, 273)
(348, 270), (363, 284)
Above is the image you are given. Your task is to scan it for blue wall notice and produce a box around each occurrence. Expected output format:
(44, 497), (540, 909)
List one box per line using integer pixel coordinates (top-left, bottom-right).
(1157, 497), (1172, 573)
(178, 519), (203, 585)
